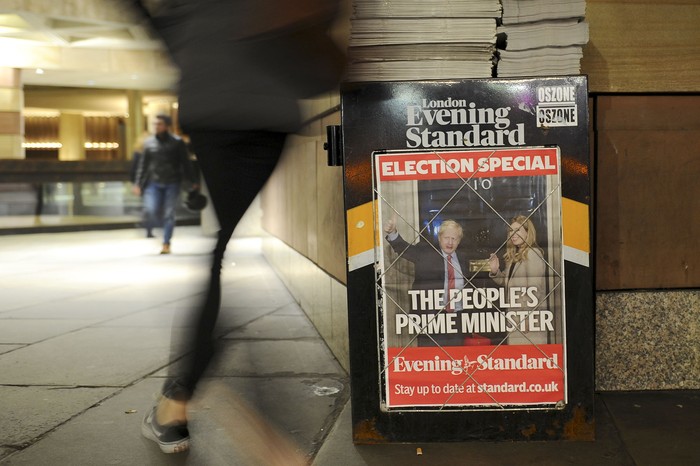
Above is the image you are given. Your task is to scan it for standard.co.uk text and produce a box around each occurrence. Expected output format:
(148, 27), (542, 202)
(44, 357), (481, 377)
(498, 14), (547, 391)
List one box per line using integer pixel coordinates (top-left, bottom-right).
(393, 381), (560, 397)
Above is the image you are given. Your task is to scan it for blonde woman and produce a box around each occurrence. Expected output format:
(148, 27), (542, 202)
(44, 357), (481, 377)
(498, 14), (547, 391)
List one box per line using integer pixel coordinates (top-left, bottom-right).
(488, 215), (548, 345)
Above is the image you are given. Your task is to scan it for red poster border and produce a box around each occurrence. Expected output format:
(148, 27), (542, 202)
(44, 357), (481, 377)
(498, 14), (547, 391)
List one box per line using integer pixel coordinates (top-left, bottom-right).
(375, 146), (566, 410)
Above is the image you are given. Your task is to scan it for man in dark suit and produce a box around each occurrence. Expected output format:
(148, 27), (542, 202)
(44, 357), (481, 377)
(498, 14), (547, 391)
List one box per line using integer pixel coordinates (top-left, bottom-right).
(384, 219), (470, 346)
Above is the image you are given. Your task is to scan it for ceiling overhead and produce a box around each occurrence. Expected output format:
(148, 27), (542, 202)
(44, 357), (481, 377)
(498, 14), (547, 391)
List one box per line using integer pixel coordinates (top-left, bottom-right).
(0, 1), (178, 90)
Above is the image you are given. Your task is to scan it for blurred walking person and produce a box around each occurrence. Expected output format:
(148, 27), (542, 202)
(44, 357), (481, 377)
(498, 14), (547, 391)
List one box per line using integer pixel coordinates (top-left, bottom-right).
(126, 0), (346, 454)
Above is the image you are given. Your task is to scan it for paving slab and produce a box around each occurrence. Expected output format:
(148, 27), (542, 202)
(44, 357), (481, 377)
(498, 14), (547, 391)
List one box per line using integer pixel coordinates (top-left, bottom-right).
(225, 314), (321, 340)
(93, 305), (194, 328)
(0, 283), (101, 314)
(220, 286), (296, 311)
(313, 395), (635, 466)
(272, 302), (307, 316)
(0, 345), (23, 356)
(216, 304), (287, 327)
(67, 281), (202, 307)
(0, 386), (116, 451)
(197, 375), (348, 456)
(0, 376), (347, 466)
(224, 270), (289, 291)
(0, 327), (186, 386)
(201, 263), (304, 291)
(0, 319), (97, 344)
(0, 449), (16, 461)
(602, 391), (700, 466)
(129, 302), (289, 336)
(0, 260), (62, 279)
(5, 269), (128, 295)
(207, 340), (346, 378)
(0, 379), (186, 466)
(0, 296), (150, 321)
(156, 338), (345, 380)
(0, 242), (210, 317)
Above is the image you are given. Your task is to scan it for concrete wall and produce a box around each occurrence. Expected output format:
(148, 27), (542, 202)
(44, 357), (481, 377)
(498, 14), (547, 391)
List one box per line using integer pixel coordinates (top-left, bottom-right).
(261, 96), (349, 370)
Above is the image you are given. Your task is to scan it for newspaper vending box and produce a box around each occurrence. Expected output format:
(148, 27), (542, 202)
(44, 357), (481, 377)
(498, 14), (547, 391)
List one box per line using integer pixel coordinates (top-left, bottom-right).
(337, 77), (594, 442)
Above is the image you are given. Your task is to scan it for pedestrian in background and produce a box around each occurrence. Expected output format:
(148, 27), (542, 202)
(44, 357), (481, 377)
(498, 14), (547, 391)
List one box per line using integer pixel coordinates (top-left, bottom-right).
(132, 114), (199, 254)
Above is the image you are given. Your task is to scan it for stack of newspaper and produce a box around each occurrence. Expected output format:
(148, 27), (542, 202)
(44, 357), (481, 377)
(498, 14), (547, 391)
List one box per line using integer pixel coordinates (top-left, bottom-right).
(347, 1), (501, 82)
(496, 0), (589, 77)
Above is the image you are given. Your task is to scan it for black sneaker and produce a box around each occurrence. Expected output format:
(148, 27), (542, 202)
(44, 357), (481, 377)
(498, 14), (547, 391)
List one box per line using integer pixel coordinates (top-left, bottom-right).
(141, 405), (190, 454)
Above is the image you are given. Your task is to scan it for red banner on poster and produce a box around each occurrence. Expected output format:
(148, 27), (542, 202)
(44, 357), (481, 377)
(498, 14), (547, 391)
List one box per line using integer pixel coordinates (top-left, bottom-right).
(377, 148), (559, 181)
(386, 344), (565, 407)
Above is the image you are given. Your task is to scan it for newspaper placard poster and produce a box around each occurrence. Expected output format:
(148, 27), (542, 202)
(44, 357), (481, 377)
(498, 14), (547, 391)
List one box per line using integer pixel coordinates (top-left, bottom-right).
(374, 146), (566, 409)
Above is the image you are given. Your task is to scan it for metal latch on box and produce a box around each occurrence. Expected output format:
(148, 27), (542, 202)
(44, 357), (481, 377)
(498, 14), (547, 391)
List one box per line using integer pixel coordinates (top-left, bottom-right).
(324, 125), (343, 167)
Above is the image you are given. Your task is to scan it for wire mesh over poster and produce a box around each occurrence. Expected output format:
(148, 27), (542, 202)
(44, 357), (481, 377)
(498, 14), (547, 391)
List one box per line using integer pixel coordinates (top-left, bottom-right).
(373, 146), (565, 410)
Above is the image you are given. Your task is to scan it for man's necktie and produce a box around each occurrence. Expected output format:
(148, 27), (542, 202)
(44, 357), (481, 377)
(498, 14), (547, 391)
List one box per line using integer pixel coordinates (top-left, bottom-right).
(447, 254), (455, 312)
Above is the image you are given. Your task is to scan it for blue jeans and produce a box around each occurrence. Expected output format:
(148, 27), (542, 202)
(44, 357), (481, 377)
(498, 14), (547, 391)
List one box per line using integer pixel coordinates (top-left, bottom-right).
(143, 182), (180, 244)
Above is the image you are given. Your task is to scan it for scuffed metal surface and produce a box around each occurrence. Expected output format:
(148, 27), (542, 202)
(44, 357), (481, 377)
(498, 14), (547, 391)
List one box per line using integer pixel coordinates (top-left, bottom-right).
(353, 418), (388, 444)
(564, 406), (595, 440)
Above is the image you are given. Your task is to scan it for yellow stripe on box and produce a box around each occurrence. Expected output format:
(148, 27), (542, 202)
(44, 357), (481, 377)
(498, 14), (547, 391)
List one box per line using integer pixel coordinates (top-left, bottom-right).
(562, 197), (590, 253)
(347, 201), (376, 258)
(347, 198), (590, 268)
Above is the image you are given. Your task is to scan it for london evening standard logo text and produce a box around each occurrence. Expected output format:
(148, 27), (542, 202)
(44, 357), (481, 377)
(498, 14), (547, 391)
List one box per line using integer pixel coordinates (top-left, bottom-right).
(536, 86), (578, 128)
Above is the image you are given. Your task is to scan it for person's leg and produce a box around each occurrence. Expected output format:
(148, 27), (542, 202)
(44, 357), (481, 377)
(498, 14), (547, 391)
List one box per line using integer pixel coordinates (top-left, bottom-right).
(158, 130), (286, 407)
(154, 183), (167, 230)
(142, 183), (159, 237)
(161, 183), (180, 252)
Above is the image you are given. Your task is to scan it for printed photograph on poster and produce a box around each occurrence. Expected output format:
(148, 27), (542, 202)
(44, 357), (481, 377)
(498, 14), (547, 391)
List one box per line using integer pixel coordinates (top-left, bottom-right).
(373, 146), (567, 409)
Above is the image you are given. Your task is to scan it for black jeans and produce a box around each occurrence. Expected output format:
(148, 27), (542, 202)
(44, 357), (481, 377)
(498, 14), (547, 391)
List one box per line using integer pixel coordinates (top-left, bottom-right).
(162, 130), (287, 401)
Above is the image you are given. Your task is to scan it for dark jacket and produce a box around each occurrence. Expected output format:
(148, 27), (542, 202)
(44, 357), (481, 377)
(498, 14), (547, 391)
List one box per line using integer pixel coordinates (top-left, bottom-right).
(388, 233), (470, 292)
(130, 0), (345, 133)
(134, 132), (196, 189)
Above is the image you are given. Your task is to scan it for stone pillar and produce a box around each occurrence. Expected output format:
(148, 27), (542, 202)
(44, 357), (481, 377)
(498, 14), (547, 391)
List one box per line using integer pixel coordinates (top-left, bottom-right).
(126, 89), (145, 159)
(0, 68), (24, 159)
(58, 112), (86, 161)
